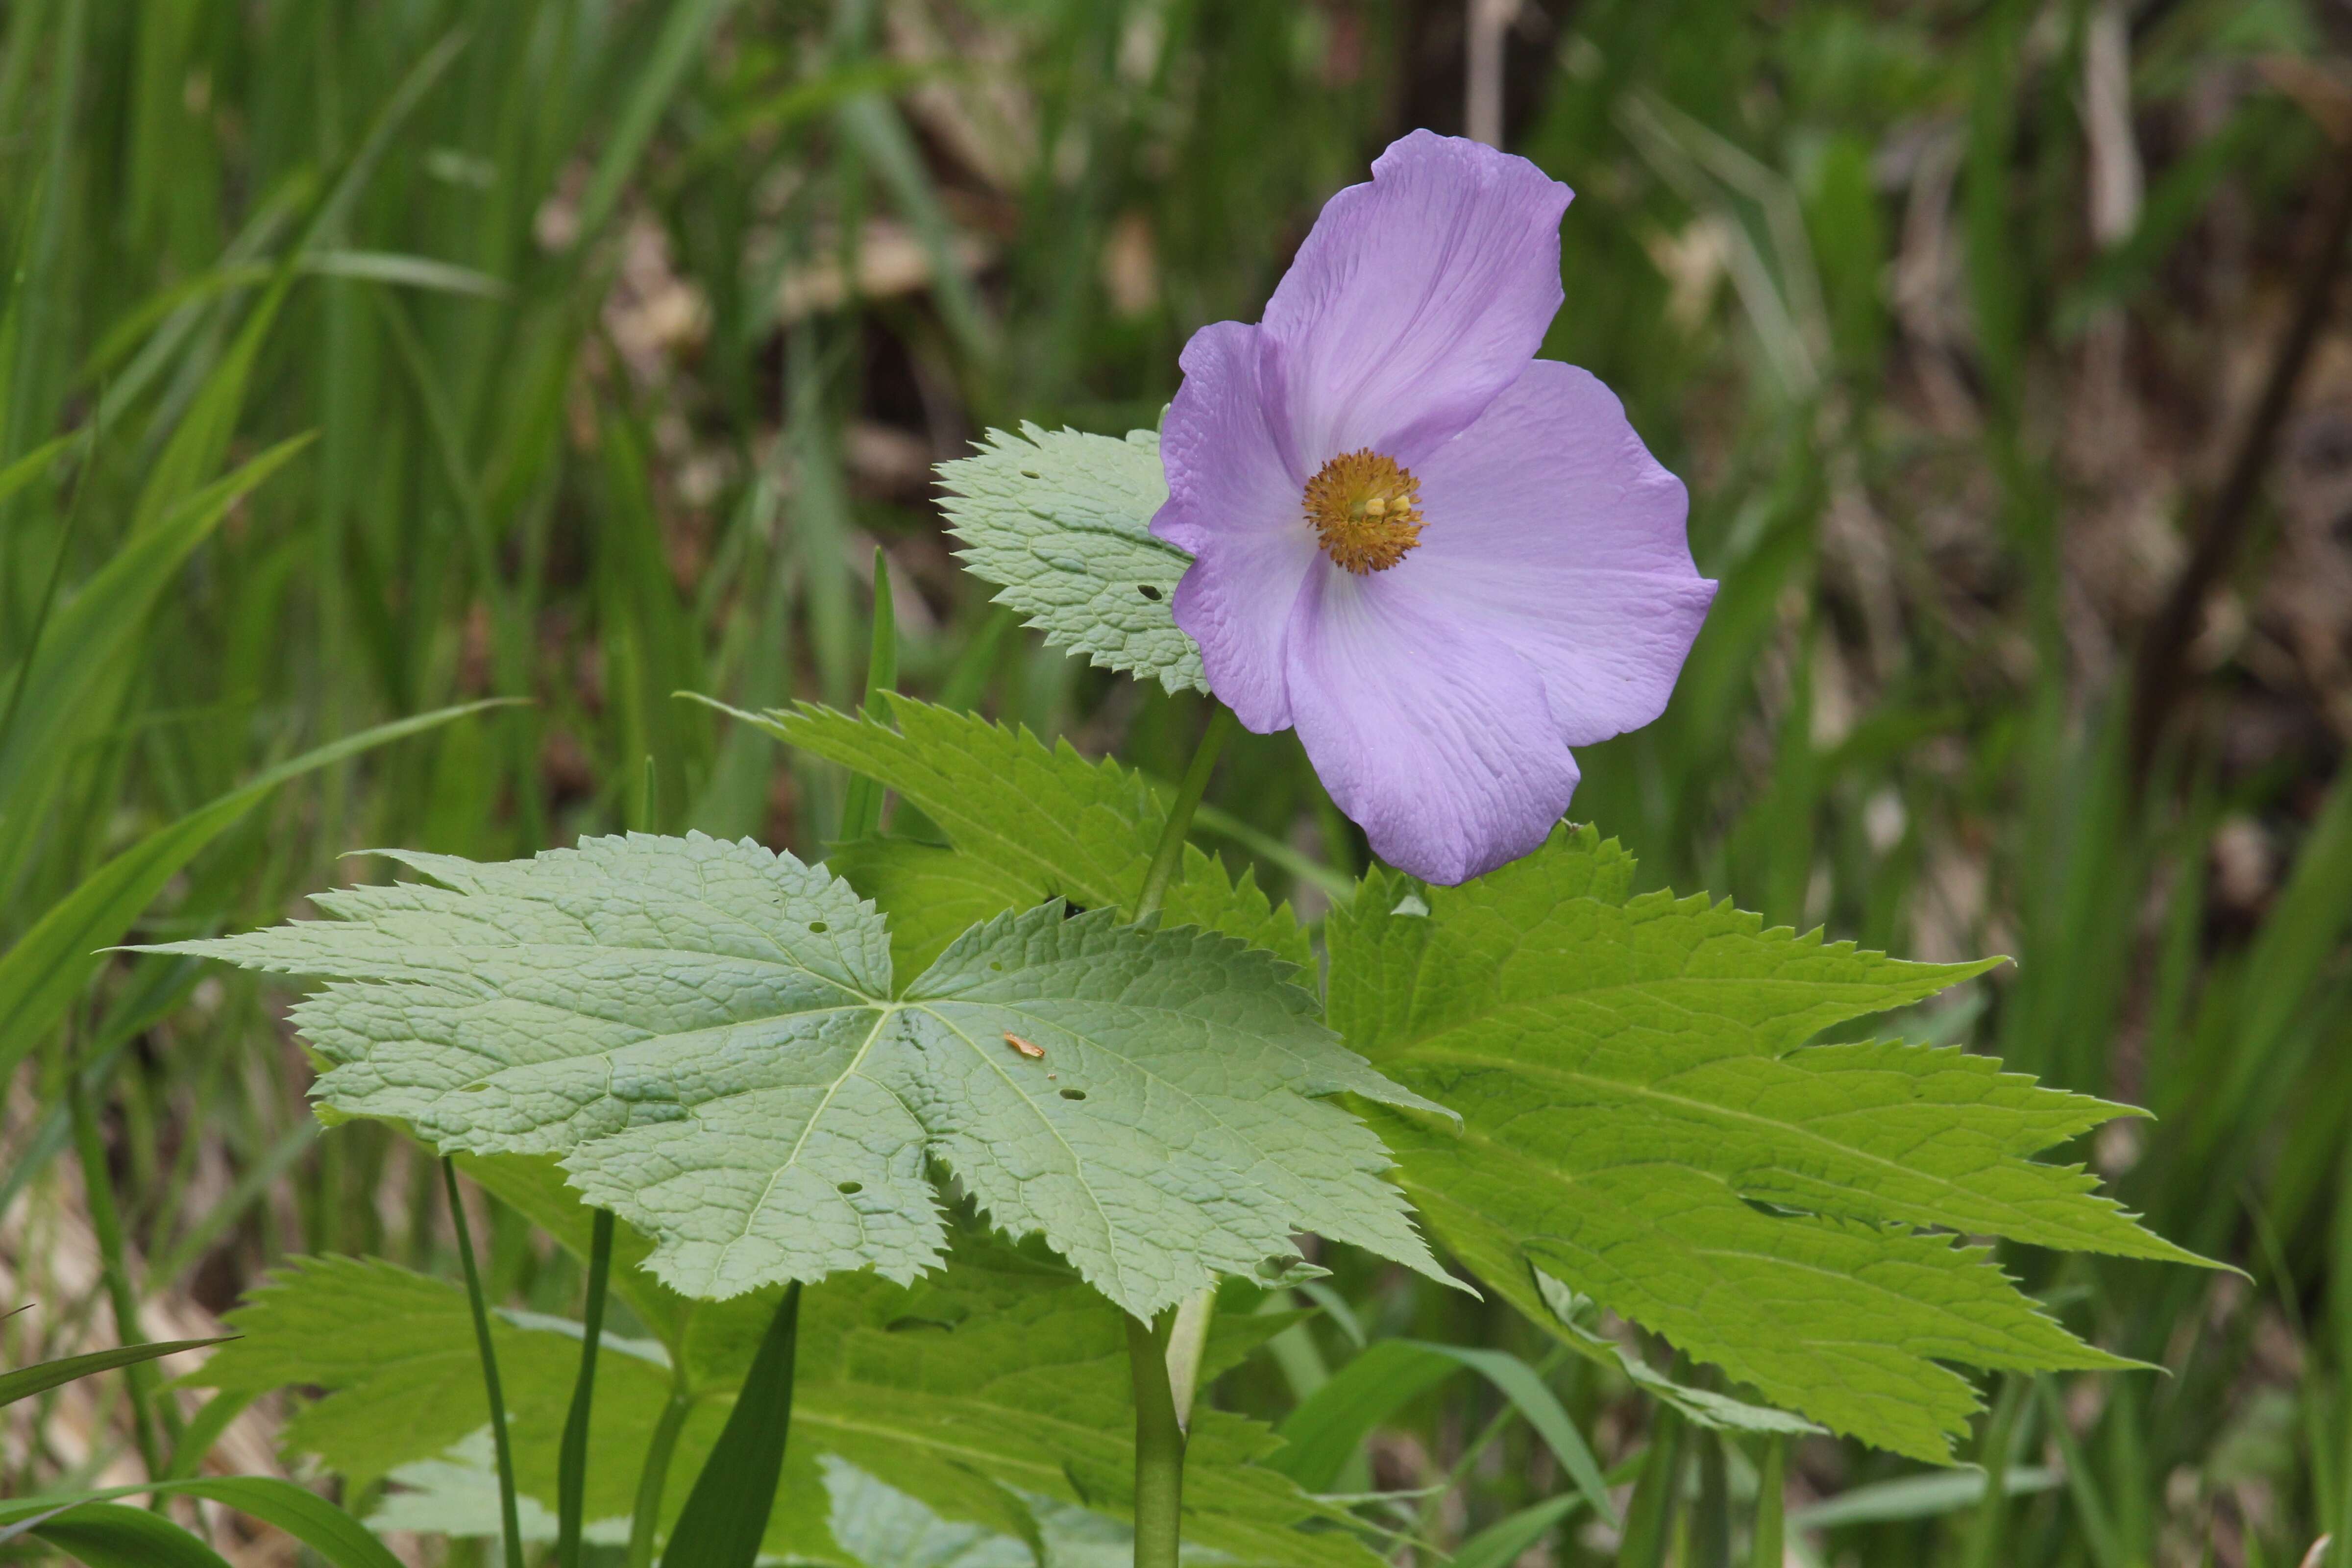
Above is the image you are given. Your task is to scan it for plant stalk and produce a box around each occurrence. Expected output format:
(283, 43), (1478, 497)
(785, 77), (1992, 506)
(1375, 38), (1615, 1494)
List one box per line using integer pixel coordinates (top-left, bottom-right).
(1134, 702), (1236, 923)
(557, 1207), (615, 1568)
(443, 1157), (525, 1568)
(626, 1385), (695, 1568)
(1750, 1436), (1785, 1568)
(1127, 1310), (1187, 1568)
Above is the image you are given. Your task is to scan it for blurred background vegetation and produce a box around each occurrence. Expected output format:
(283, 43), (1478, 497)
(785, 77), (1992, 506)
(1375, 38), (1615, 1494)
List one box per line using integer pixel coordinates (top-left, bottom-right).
(1, 0), (2348, 1563)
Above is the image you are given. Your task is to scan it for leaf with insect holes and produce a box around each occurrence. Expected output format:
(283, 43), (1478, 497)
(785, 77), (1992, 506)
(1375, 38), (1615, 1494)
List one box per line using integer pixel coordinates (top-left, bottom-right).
(937, 424), (1204, 693)
(147, 831), (1443, 1318)
(762, 694), (1312, 970)
(193, 1222), (1389, 1567)
(1327, 824), (2212, 1462)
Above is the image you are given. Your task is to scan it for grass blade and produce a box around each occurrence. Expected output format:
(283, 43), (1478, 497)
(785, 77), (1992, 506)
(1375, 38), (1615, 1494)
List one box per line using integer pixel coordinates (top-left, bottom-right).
(0, 1338), (228, 1410)
(659, 1282), (802, 1568)
(443, 1157), (526, 1568)
(574, 0), (741, 247)
(1450, 1494), (1584, 1568)
(0, 1502), (232, 1568)
(0, 434), (314, 890)
(837, 547), (898, 844)
(0, 699), (512, 1083)
(556, 1208), (616, 1568)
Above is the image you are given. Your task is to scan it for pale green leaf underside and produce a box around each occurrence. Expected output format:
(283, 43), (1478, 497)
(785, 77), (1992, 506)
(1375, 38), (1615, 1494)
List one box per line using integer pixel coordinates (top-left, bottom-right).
(1329, 825), (2205, 1462)
(197, 1236), (1386, 1567)
(154, 831), (1437, 1317)
(937, 424), (1204, 693)
(766, 695), (1314, 970)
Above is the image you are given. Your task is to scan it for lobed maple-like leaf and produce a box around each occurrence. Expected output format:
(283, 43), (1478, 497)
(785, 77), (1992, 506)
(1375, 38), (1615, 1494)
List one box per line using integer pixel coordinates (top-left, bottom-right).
(150, 831), (1436, 1318)
(1326, 825), (2209, 1462)
(763, 694), (1313, 969)
(937, 424), (1204, 694)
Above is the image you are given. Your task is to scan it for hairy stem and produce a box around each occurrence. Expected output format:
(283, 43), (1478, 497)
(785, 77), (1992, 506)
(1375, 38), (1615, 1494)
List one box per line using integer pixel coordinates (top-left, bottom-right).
(1134, 702), (1236, 923)
(626, 1384), (695, 1568)
(556, 1207), (615, 1568)
(1127, 1310), (1187, 1568)
(443, 1158), (525, 1568)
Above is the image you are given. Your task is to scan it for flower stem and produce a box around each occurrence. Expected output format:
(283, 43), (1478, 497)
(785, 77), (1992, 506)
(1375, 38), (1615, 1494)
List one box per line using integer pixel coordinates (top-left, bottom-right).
(1134, 703), (1236, 923)
(556, 1206), (614, 1568)
(442, 1157), (525, 1568)
(1127, 1310), (1187, 1568)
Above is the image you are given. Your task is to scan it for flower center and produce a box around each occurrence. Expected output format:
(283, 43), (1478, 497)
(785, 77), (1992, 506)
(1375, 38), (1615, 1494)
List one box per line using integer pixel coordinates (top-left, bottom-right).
(1302, 449), (1424, 574)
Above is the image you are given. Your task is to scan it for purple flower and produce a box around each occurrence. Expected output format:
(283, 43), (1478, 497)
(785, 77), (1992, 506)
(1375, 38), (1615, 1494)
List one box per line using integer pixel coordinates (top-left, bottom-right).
(1151, 130), (1716, 885)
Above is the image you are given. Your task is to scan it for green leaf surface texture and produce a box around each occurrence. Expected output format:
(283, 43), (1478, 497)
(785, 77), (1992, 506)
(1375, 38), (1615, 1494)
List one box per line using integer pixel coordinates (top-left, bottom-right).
(1325, 825), (2205, 1461)
(936, 425), (1204, 693)
(152, 831), (1437, 1317)
(196, 1234), (1383, 1567)
(771, 695), (1312, 970)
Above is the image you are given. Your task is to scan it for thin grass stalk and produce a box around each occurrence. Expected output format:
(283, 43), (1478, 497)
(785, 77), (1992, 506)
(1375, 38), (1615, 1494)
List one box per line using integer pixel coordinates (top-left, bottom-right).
(442, 1157), (525, 1568)
(59, 1034), (165, 1494)
(1617, 1403), (1686, 1568)
(626, 1387), (696, 1568)
(1692, 1429), (1731, 1568)
(557, 1207), (615, 1568)
(837, 546), (898, 843)
(1750, 1436), (1784, 1568)
(1963, 1374), (2028, 1568)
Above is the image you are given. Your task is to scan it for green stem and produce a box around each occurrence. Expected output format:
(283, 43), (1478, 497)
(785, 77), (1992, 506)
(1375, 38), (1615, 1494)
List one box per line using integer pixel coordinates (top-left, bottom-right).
(1618, 1401), (1686, 1568)
(1133, 703), (1237, 923)
(1692, 1428), (1730, 1568)
(1749, 1436), (1785, 1568)
(443, 1158), (525, 1568)
(626, 1384), (695, 1568)
(62, 1039), (165, 1495)
(1127, 1311), (1187, 1568)
(557, 1208), (615, 1568)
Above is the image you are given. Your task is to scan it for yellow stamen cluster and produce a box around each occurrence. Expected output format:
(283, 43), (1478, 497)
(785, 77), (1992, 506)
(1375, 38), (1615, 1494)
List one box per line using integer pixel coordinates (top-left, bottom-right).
(1302, 449), (1425, 575)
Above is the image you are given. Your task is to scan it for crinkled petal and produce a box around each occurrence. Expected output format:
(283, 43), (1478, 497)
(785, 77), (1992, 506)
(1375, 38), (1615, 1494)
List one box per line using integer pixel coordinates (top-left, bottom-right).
(1404, 360), (1716, 746)
(1285, 564), (1578, 885)
(1151, 321), (1320, 732)
(1263, 130), (1571, 471)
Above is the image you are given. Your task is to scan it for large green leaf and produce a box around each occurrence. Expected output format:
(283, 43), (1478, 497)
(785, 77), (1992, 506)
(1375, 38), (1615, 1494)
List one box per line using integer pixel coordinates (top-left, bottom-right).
(1325, 825), (2206, 1462)
(760, 695), (1310, 969)
(935, 425), (1202, 694)
(194, 1232), (1385, 1567)
(151, 831), (1438, 1318)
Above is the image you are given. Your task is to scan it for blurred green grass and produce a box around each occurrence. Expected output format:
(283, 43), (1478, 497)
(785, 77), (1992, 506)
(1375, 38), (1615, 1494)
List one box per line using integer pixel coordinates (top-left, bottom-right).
(0, 0), (2347, 1563)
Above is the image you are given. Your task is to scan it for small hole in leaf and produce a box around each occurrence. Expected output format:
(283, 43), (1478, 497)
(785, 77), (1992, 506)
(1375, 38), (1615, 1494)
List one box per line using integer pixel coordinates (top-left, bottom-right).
(837, 1181), (863, 1195)
(1059, 1088), (1086, 1101)
(1138, 584), (1163, 601)
(808, 920), (829, 933)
